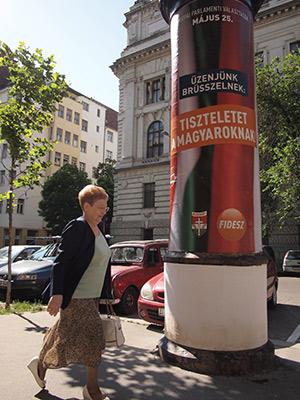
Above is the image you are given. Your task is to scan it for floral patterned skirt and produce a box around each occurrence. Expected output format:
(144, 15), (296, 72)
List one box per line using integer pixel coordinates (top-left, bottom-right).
(39, 298), (105, 368)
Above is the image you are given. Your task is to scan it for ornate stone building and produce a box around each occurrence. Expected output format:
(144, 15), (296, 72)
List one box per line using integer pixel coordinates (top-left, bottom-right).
(111, 0), (300, 257)
(111, 0), (171, 241)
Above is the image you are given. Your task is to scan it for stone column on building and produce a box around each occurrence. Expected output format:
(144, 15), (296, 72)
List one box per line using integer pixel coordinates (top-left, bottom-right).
(158, 0), (275, 375)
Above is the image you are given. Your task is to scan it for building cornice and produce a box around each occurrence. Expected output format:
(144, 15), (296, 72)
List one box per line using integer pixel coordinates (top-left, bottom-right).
(255, 0), (299, 25)
(111, 39), (171, 77)
(124, 0), (159, 28)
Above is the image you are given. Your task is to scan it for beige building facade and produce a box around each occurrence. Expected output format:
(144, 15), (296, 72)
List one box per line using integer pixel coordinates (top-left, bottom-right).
(111, 0), (300, 259)
(0, 85), (118, 245)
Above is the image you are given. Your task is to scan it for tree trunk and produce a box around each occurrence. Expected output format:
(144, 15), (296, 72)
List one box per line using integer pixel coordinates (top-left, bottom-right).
(5, 164), (15, 309)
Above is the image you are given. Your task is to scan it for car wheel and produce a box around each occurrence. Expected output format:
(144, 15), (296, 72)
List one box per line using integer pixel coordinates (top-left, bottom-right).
(268, 286), (277, 309)
(117, 287), (139, 315)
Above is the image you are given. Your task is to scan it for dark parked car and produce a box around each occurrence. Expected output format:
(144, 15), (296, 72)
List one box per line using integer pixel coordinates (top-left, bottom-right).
(0, 243), (58, 302)
(0, 245), (42, 268)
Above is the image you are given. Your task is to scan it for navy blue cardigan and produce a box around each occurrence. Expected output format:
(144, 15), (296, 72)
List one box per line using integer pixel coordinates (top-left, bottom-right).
(50, 216), (113, 309)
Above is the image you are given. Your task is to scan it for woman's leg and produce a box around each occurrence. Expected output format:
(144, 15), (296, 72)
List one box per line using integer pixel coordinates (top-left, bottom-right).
(38, 361), (47, 380)
(86, 366), (104, 400)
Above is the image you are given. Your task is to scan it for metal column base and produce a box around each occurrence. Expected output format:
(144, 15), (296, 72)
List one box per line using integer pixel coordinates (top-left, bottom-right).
(158, 336), (276, 376)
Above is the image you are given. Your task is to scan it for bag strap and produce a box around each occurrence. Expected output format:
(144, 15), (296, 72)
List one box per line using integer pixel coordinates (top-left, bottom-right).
(105, 300), (116, 316)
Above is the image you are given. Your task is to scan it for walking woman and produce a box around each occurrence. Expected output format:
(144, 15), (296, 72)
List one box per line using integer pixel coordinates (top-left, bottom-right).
(27, 185), (112, 400)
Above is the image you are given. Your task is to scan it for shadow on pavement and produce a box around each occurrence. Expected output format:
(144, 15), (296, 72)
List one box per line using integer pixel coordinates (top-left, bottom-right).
(54, 344), (300, 400)
(34, 389), (80, 400)
(14, 312), (48, 333)
(268, 303), (300, 344)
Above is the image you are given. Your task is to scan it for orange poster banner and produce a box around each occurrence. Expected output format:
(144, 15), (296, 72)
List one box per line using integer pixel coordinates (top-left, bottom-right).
(171, 104), (257, 155)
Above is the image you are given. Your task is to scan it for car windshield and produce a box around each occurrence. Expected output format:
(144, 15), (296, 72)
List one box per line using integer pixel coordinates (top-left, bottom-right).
(30, 243), (58, 261)
(286, 251), (300, 260)
(0, 246), (22, 260)
(111, 246), (144, 264)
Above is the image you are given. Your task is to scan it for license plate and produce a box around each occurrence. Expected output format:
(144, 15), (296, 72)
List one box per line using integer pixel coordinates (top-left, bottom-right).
(0, 280), (7, 288)
(158, 308), (165, 317)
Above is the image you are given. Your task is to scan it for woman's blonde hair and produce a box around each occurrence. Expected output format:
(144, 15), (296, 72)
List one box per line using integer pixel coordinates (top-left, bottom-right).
(78, 185), (108, 209)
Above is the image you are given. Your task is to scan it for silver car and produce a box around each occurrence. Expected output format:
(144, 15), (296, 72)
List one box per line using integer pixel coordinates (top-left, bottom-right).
(282, 250), (300, 274)
(0, 245), (42, 268)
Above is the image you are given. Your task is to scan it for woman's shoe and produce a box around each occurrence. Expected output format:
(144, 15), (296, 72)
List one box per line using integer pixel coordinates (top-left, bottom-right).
(27, 356), (46, 389)
(82, 385), (110, 400)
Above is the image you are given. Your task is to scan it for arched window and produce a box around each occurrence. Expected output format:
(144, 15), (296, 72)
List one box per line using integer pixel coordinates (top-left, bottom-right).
(147, 121), (164, 158)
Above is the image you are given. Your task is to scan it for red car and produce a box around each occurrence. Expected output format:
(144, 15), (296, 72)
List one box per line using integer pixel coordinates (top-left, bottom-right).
(110, 240), (168, 315)
(138, 245), (278, 326)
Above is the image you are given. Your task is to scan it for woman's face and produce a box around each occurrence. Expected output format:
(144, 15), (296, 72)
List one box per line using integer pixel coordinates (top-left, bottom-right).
(83, 198), (108, 225)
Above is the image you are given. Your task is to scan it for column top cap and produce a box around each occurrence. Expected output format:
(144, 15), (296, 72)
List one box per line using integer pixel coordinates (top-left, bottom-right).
(159, 0), (264, 24)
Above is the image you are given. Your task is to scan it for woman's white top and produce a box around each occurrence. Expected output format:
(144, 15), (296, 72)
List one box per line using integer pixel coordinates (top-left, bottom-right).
(72, 233), (111, 299)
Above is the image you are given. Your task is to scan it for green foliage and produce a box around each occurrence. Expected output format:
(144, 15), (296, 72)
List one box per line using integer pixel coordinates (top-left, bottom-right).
(256, 50), (300, 236)
(38, 164), (91, 234)
(0, 301), (45, 315)
(93, 159), (116, 227)
(0, 41), (68, 192)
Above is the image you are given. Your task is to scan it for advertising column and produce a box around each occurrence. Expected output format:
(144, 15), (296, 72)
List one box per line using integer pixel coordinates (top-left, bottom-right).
(159, 0), (275, 374)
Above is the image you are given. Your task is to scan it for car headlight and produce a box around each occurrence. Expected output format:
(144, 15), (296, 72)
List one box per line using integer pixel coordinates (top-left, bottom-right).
(141, 282), (154, 300)
(16, 274), (38, 281)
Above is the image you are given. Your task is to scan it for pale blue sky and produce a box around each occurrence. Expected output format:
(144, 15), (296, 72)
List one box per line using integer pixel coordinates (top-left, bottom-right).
(0, 0), (136, 111)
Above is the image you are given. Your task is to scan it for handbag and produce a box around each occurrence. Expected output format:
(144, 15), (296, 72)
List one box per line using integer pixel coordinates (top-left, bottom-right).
(101, 302), (125, 347)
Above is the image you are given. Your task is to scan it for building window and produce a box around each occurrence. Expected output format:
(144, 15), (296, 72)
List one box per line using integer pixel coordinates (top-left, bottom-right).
(17, 198), (25, 214)
(4, 228), (9, 246)
(66, 108), (72, 122)
(1, 143), (8, 159)
(97, 109), (101, 117)
(95, 145), (99, 153)
(146, 77), (165, 104)
(143, 228), (153, 240)
(63, 154), (69, 165)
(107, 131), (113, 143)
(96, 125), (100, 133)
(82, 119), (88, 132)
(290, 41), (300, 54)
(255, 51), (264, 67)
(80, 140), (87, 153)
(65, 131), (71, 144)
(147, 121), (164, 158)
(73, 134), (78, 147)
(143, 183), (155, 208)
(58, 104), (65, 118)
(14, 229), (22, 245)
(54, 152), (61, 166)
(27, 229), (37, 245)
(82, 101), (89, 111)
(56, 127), (63, 142)
(79, 162), (86, 171)
(0, 170), (5, 185)
(74, 112), (80, 125)
(71, 157), (77, 166)
(106, 150), (113, 160)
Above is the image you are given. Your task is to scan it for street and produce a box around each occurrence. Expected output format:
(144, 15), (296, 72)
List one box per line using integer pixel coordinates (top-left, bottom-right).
(0, 276), (299, 400)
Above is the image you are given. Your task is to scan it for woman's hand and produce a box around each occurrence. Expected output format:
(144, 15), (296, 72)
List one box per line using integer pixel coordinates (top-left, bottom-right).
(47, 295), (63, 316)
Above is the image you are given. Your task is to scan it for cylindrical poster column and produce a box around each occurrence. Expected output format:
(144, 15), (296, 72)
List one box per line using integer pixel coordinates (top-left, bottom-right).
(159, 0), (275, 375)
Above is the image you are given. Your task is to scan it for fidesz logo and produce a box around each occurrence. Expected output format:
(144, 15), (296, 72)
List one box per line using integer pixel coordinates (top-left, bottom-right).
(217, 208), (247, 241)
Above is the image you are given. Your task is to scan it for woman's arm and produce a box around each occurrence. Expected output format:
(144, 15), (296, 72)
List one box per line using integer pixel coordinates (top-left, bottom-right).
(50, 220), (85, 296)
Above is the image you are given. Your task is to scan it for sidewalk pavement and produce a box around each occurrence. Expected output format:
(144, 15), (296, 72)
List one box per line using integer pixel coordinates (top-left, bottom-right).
(0, 311), (299, 400)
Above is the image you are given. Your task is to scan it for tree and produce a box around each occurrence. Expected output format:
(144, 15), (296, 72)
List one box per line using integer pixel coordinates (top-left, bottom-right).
(39, 164), (91, 235)
(256, 50), (300, 239)
(0, 41), (67, 308)
(93, 158), (116, 233)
